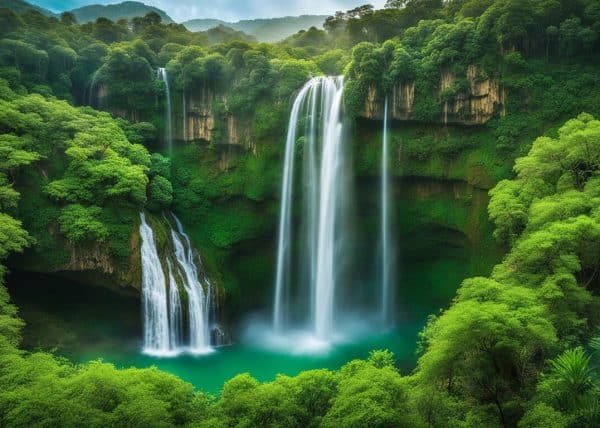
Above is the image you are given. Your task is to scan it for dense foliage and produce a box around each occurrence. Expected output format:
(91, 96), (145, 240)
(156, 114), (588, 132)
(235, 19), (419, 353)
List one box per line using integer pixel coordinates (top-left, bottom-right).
(2, 111), (600, 426)
(1, 0), (600, 426)
(0, 79), (170, 270)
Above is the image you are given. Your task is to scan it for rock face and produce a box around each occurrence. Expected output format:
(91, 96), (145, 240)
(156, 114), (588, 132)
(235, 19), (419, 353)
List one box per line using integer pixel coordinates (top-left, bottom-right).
(177, 88), (252, 148)
(59, 230), (141, 292)
(94, 83), (252, 148)
(362, 65), (505, 125)
(181, 87), (216, 142)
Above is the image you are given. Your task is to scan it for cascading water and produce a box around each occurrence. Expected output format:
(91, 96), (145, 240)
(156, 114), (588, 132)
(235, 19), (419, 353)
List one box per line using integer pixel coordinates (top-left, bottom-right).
(167, 260), (183, 349)
(273, 76), (347, 341)
(273, 80), (314, 332)
(157, 67), (173, 155)
(139, 212), (171, 355)
(304, 82), (319, 327)
(314, 77), (345, 339)
(171, 215), (212, 353)
(380, 97), (394, 327)
(139, 212), (214, 355)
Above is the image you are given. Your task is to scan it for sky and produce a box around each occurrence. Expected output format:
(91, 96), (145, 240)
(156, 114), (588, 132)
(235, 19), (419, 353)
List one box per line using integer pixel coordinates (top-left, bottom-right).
(33, 0), (388, 22)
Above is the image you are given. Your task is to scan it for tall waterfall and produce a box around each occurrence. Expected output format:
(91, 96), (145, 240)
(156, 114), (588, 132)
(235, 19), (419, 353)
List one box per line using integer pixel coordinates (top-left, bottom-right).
(273, 76), (347, 341)
(273, 80), (313, 332)
(140, 212), (171, 354)
(380, 98), (394, 327)
(157, 68), (173, 155)
(139, 212), (214, 356)
(314, 78), (345, 339)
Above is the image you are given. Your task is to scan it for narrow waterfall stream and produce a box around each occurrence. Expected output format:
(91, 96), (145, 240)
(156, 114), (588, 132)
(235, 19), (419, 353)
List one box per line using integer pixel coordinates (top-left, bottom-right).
(167, 259), (183, 349)
(273, 76), (348, 342)
(156, 67), (173, 155)
(139, 212), (214, 356)
(86, 68), (101, 107)
(182, 92), (187, 141)
(380, 97), (394, 327)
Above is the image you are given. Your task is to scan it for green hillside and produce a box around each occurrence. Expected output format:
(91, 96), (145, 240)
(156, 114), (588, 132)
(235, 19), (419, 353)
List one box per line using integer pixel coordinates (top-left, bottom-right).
(69, 0), (173, 23)
(0, 0), (55, 16)
(183, 14), (328, 42)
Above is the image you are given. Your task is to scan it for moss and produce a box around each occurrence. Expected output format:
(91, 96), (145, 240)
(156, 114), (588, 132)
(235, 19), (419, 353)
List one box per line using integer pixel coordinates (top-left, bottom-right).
(168, 141), (279, 301)
(204, 200), (271, 249)
(101, 207), (138, 262)
(14, 167), (67, 271)
(352, 119), (512, 189)
(253, 101), (287, 140)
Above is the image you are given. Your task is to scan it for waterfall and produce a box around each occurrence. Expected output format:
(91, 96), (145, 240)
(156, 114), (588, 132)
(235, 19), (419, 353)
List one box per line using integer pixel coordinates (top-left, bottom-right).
(304, 82), (319, 326)
(157, 68), (173, 155)
(182, 92), (187, 141)
(167, 260), (183, 349)
(273, 80), (314, 332)
(273, 76), (347, 341)
(139, 212), (171, 354)
(380, 97), (394, 327)
(139, 212), (215, 356)
(86, 69), (101, 107)
(314, 77), (345, 339)
(171, 215), (212, 353)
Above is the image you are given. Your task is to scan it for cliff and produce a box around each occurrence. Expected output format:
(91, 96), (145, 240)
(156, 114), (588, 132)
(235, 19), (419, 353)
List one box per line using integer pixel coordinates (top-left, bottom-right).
(10, 211), (143, 294)
(178, 88), (253, 150)
(94, 83), (253, 150)
(362, 65), (506, 125)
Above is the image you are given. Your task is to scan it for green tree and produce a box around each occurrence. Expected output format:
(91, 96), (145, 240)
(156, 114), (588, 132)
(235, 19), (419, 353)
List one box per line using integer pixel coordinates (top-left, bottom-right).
(323, 354), (423, 427)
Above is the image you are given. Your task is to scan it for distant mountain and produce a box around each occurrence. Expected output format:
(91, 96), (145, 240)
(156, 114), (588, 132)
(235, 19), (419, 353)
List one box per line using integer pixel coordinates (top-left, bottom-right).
(69, 1), (173, 24)
(203, 25), (257, 45)
(0, 0), (55, 16)
(185, 18), (226, 31)
(183, 15), (328, 43)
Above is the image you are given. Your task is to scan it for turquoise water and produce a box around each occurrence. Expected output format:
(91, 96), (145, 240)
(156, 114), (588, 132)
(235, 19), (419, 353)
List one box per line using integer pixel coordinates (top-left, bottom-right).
(69, 328), (418, 394)
(7, 180), (500, 394)
(7, 227), (492, 394)
(7, 273), (423, 395)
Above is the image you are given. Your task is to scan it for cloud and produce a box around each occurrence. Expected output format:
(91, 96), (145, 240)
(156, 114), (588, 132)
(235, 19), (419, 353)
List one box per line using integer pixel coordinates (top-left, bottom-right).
(32, 0), (386, 22)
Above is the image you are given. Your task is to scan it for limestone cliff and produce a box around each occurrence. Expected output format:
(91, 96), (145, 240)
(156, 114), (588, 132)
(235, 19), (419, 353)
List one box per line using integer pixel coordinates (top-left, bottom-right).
(94, 83), (252, 149)
(177, 88), (252, 149)
(362, 65), (505, 125)
(53, 225), (141, 293)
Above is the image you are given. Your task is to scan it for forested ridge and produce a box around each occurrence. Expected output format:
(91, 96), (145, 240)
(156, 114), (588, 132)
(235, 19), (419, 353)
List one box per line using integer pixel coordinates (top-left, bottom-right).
(0, 0), (600, 426)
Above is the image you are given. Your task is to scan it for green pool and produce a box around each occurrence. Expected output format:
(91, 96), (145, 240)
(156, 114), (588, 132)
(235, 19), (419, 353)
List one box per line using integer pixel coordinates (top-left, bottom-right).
(7, 179), (500, 394)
